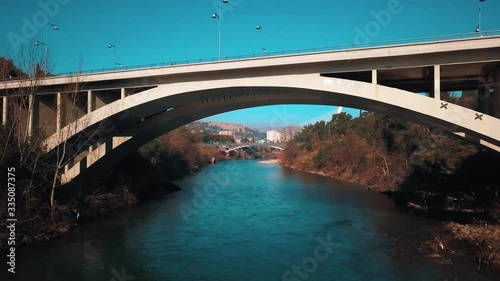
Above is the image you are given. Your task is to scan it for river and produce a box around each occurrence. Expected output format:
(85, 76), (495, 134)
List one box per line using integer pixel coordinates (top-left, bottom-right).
(11, 160), (493, 280)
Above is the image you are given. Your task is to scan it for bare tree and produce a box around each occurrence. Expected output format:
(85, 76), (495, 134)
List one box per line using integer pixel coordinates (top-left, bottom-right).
(1, 50), (102, 215)
(1, 46), (54, 218)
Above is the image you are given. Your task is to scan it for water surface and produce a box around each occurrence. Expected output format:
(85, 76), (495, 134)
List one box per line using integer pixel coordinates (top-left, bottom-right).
(11, 160), (494, 281)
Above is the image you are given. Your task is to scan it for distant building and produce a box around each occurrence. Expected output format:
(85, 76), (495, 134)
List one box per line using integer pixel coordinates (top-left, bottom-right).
(219, 131), (236, 137)
(266, 130), (282, 142)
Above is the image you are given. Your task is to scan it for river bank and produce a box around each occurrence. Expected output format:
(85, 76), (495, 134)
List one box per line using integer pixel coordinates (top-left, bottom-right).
(279, 159), (500, 273)
(0, 155), (189, 250)
(0, 126), (230, 250)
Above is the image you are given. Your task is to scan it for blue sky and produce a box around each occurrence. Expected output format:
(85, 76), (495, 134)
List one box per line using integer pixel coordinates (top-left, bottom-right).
(1, 0), (499, 129)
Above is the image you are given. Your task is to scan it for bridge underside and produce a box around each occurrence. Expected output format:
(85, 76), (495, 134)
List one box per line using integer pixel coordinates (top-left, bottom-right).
(44, 73), (500, 184)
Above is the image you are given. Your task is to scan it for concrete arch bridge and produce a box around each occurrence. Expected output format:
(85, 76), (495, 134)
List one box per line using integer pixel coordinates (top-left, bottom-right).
(1, 35), (500, 184)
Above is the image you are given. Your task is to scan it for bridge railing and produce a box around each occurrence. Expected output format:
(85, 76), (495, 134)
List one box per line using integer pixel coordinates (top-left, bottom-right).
(3, 30), (500, 81)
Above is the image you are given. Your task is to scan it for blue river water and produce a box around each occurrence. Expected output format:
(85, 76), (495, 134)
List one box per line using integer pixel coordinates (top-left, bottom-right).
(12, 160), (494, 280)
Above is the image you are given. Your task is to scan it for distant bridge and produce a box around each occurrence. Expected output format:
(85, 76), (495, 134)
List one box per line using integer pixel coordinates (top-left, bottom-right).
(203, 142), (288, 153)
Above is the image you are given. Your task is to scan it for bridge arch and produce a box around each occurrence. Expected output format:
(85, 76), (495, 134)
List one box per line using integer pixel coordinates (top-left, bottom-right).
(56, 74), (500, 183)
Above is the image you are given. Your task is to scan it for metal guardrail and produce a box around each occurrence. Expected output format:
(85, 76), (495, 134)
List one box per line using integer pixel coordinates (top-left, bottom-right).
(2, 30), (500, 81)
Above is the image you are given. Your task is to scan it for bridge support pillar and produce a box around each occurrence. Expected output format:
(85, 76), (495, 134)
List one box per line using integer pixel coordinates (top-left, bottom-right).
(27, 94), (39, 136)
(92, 91), (119, 111)
(121, 88), (127, 100)
(372, 69), (377, 84)
(87, 90), (93, 114)
(2, 96), (7, 126)
(37, 94), (58, 136)
(56, 92), (62, 132)
(120, 88), (129, 108)
(494, 67), (500, 118)
(433, 65), (441, 101)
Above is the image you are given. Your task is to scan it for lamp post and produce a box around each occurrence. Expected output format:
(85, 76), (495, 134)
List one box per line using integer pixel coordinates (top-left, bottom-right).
(212, 0), (229, 60)
(34, 40), (46, 46)
(34, 40), (47, 76)
(475, 0), (487, 34)
(35, 23), (58, 76)
(108, 44), (117, 67)
(256, 25), (267, 54)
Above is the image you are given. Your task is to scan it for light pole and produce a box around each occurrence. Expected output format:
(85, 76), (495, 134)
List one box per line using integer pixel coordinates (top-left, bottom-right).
(34, 40), (47, 76)
(212, 0), (229, 60)
(35, 23), (58, 76)
(475, 0), (486, 34)
(108, 44), (117, 67)
(256, 25), (267, 54)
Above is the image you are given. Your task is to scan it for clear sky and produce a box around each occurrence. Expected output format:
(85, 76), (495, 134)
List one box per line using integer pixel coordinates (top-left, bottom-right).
(1, 0), (499, 129)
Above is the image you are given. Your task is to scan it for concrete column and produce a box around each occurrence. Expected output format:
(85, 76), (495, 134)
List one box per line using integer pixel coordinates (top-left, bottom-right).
(87, 90), (93, 114)
(56, 92), (62, 132)
(2, 96), (7, 126)
(372, 69), (377, 85)
(494, 67), (500, 118)
(27, 94), (39, 135)
(120, 88), (127, 108)
(433, 65), (441, 100)
(121, 88), (127, 100)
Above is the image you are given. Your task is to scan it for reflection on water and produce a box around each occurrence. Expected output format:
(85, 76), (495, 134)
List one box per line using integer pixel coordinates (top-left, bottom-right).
(8, 160), (493, 281)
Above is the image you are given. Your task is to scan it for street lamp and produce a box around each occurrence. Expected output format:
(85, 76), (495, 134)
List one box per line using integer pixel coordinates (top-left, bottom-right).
(108, 44), (117, 67)
(34, 40), (46, 46)
(256, 25), (267, 54)
(475, 0), (487, 34)
(34, 40), (48, 77)
(48, 23), (59, 31)
(35, 23), (58, 76)
(212, 0), (229, 60)
(45, 23), (58, 59)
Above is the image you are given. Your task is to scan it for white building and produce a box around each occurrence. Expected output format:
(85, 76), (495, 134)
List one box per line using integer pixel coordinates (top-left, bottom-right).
(266, 130), (282, 142)
(219, 131), (236, 137)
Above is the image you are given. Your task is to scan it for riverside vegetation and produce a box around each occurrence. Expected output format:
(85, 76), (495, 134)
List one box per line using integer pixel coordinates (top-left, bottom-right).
(279, 110), (500, 271)
(0, 125), (229, 249)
